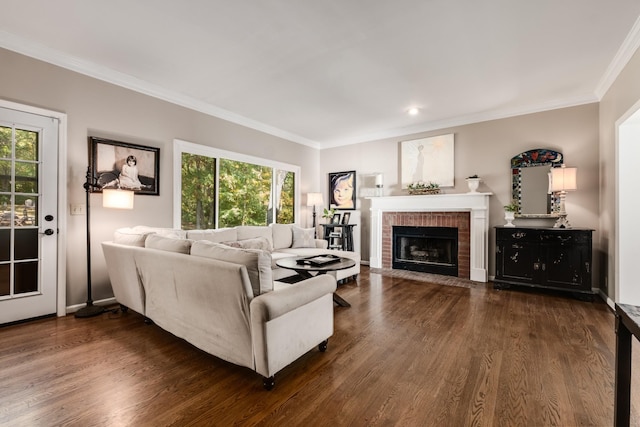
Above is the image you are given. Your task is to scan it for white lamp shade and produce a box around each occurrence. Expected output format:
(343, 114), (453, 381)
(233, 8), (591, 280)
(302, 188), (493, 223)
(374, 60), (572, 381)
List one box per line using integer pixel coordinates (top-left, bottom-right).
(375, 173), (383, 186)
(550, 166), (577, 192)
(102, 189), (135, 209)
(306, 192), (324, 207)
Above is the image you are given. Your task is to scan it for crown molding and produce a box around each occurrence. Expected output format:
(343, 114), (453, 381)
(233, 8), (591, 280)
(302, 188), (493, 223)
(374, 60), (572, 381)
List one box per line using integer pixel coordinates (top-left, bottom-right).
(0, 31), (321, 150)
(595, 15), (640, 99)
(321, 94), (599, 149)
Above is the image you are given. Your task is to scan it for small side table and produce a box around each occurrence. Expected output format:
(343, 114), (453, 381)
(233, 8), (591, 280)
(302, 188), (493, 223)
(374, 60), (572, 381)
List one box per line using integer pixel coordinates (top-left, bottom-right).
(320, 224), (356, 251)
(615, 303), (640, 427)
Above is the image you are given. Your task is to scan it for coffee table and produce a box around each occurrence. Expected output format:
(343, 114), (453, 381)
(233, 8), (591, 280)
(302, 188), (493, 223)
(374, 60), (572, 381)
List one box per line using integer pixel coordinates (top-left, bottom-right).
(275, 256), (355, 307)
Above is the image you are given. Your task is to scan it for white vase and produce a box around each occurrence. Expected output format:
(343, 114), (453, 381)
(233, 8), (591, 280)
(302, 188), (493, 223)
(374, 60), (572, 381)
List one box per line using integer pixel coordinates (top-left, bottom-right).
(466, 178), (481, 193)
(504, 211), (515, 227)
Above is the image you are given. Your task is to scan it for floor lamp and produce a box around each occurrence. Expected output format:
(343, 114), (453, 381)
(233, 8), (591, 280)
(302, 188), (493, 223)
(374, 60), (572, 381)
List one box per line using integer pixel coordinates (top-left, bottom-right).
(550, 164), (577, 229)
(75, 167), (135, 318)
(306, 192), (324, 237)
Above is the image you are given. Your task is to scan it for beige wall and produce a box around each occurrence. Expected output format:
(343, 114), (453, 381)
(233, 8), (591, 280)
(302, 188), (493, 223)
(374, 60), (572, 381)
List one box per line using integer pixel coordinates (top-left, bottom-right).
(598, 48), (640, 301)
(3, 41), (634, 306)
(320, 104), (601, 282)
(0, 48), (320, 306)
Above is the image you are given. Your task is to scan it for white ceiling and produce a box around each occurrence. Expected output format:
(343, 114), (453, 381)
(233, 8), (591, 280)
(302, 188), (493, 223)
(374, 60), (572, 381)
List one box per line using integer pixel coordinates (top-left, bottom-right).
(2, 1), (640, 149)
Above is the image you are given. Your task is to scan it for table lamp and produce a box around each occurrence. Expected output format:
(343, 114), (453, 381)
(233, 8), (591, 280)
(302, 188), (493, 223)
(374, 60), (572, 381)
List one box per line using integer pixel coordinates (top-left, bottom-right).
(550, 164), (577, 228)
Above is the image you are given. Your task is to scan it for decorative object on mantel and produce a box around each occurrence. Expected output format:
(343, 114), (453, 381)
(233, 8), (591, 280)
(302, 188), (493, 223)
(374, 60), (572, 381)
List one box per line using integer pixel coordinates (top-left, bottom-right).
(407, 181), (441, 195)
(549, 164), (577, 228)
(466, 175), (481, 193)
(503, 202), (518, 227)
(374, 173), (384, 197)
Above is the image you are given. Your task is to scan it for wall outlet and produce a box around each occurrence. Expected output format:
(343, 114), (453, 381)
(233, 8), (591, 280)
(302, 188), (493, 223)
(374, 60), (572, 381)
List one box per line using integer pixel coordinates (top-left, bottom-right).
(70, 204), (85, 215)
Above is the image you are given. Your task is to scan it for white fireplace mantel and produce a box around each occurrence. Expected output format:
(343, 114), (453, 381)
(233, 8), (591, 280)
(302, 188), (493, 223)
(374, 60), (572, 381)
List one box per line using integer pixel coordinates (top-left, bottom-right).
(368, 192), (492, 282)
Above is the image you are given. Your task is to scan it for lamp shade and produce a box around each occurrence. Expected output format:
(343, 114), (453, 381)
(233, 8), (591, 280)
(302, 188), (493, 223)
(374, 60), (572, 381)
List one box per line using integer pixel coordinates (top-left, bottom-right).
(550, 166), (577, 192)
(102, 189), (135, 209)
(375, 173), (383, 187)
(306, 192), (324, 207)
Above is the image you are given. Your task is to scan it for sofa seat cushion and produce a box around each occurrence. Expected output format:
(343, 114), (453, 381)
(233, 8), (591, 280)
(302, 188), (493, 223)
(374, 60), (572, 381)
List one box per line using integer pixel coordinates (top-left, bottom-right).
(191, 240), (273, 296)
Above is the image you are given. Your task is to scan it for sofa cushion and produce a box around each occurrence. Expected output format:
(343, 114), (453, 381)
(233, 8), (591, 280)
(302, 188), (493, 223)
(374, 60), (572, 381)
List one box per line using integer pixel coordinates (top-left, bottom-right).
(270, 223), (293, 249)
(145, 234), (193, 254)
(236, 226), (274, 251)
(190, 240), (273, 296)
(291, 226), (316, 248)
(132, 225), (187, 239)
(228, 237), (272, 252)
(186, 228), (238, 243)
(114, 227), (155, 247)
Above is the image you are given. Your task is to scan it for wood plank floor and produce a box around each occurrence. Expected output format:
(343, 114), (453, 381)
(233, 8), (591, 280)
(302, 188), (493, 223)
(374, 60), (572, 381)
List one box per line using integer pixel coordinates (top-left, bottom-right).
(1, 266), (639, 426)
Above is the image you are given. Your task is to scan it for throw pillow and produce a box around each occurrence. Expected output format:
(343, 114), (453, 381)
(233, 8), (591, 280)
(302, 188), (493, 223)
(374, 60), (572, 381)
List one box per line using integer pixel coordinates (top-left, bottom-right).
(145, 234), (192, 254)
(291, 226), (316, 248)
(231, 237), (272, 252)
(190, 240), (273, 296)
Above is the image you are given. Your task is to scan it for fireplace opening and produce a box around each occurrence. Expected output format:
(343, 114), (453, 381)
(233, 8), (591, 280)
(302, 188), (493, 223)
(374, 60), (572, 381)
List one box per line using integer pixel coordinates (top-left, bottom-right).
(392, 226), (458, 277)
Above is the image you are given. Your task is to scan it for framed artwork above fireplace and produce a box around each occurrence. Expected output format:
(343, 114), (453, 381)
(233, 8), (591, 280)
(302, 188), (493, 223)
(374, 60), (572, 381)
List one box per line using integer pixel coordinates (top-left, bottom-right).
(401, 133), (454, 188)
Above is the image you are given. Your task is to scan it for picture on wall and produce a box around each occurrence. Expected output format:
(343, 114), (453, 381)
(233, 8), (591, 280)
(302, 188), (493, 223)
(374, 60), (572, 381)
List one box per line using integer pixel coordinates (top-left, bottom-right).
(401, 134), (454, 188)
(329, 170), (356, 210)
(89, 136), (160, 195)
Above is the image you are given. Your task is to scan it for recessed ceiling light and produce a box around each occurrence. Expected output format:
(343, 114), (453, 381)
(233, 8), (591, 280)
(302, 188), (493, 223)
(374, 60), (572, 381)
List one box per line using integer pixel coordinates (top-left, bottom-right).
(408, 107), (419, 116)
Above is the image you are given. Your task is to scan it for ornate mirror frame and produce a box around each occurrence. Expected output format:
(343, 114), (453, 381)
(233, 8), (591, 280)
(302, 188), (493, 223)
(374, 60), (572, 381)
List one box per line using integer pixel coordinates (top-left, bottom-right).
(511, 149), (563, 218)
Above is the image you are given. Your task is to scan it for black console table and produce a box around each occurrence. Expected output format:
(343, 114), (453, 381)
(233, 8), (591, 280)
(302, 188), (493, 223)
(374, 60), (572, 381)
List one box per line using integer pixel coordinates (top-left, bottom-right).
(494, 226), (593, 299)
(320, 224), (356, 251)
(615, 303), (640, 427)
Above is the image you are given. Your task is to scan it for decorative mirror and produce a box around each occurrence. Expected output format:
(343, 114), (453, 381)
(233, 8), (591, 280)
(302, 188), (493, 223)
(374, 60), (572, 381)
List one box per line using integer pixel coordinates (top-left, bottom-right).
(511, 149), (563, 217)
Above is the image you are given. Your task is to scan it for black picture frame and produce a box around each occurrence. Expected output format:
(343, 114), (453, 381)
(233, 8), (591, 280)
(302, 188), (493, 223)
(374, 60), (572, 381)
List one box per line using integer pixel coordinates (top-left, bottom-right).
(329, 170), (356, 210)
(341, 212), (351, 224)
(331, 213), (341, 224)
(89, 136), (160, 195)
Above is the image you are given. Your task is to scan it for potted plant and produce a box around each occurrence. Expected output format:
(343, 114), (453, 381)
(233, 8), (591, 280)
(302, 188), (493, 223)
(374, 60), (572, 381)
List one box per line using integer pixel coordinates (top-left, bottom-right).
(465, 174), (481, 193)
(503, 202), (518, 227)
(407, 181), (440, 195)
(321, 207), (336, 222)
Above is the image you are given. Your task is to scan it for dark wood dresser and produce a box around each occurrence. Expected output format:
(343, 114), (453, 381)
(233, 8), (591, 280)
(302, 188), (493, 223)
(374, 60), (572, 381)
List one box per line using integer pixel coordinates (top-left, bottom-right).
(494, 226), (593, 299)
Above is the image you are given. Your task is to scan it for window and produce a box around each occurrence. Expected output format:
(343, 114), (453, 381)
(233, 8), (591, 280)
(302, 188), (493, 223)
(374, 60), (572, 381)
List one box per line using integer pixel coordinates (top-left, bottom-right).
(173, 140), (299, 230)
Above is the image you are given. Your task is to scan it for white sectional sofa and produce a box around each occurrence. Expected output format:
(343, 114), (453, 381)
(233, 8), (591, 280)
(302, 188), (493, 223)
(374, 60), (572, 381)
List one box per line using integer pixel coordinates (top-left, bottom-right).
(100, 223), (360, 388)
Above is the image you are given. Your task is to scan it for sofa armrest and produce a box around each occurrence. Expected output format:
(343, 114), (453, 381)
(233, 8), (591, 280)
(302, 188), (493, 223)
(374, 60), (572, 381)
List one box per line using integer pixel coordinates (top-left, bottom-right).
(250, 275), (336, 322)
(250, 275), (336, 378)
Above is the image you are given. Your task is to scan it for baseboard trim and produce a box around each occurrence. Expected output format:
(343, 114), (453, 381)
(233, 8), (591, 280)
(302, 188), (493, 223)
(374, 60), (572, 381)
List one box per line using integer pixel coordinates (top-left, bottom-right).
(66, 297), (117, 314)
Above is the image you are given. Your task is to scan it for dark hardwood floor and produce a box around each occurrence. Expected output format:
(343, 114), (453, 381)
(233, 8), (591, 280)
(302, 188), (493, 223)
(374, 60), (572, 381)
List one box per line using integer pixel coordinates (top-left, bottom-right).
(1, 266), (638, 426)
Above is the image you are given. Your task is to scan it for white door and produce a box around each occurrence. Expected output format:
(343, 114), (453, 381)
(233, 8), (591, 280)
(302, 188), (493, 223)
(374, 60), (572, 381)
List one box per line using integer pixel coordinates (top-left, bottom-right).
(0, 107), (58, 324)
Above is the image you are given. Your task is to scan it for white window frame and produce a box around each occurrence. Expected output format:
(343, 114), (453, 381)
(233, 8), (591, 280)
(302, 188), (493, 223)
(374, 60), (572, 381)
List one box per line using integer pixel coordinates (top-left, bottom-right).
(173, 139), (300, 229)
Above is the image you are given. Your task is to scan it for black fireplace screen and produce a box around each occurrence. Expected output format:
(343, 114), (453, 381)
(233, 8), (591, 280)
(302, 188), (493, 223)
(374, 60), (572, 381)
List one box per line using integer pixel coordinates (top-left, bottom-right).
(392, 226), (458, 276)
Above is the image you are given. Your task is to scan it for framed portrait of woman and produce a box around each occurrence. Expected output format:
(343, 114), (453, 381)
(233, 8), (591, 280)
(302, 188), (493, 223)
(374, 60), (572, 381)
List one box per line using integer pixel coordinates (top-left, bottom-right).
(329, 170), (356, 210)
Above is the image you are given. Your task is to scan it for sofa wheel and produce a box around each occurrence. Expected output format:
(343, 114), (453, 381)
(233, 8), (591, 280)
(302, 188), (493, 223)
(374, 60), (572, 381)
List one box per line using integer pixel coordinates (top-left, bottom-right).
(144, 317), (153, 325)
(263, 376), (275, 391)
(119, 304), (129, 313)
(319, 340), (328, 352)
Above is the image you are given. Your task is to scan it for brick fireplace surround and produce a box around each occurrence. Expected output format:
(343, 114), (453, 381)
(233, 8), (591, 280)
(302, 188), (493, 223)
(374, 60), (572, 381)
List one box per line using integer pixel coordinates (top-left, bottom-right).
(368, 193), (492, 282)
(382, 212), (471, 279)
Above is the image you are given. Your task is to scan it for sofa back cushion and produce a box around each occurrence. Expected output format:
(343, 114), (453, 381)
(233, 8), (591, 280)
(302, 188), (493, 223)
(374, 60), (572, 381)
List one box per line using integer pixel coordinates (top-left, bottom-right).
(270, 223), (293, 249)
(114, 226), (187, 247)
(145, 234), (193, 254)
(190, 240), (273, 296)
(236, 226), (274, 251)
(186, 228), (238, 243)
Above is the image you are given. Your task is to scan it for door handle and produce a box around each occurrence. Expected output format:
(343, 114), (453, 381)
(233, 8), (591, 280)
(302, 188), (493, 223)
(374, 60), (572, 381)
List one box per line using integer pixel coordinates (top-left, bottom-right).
(41, 229), (55, 236)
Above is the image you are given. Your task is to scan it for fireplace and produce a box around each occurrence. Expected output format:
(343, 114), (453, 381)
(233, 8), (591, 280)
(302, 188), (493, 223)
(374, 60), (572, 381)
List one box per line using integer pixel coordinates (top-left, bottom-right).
(393, 226), (458, 276)
(368, 193), (491, 282)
